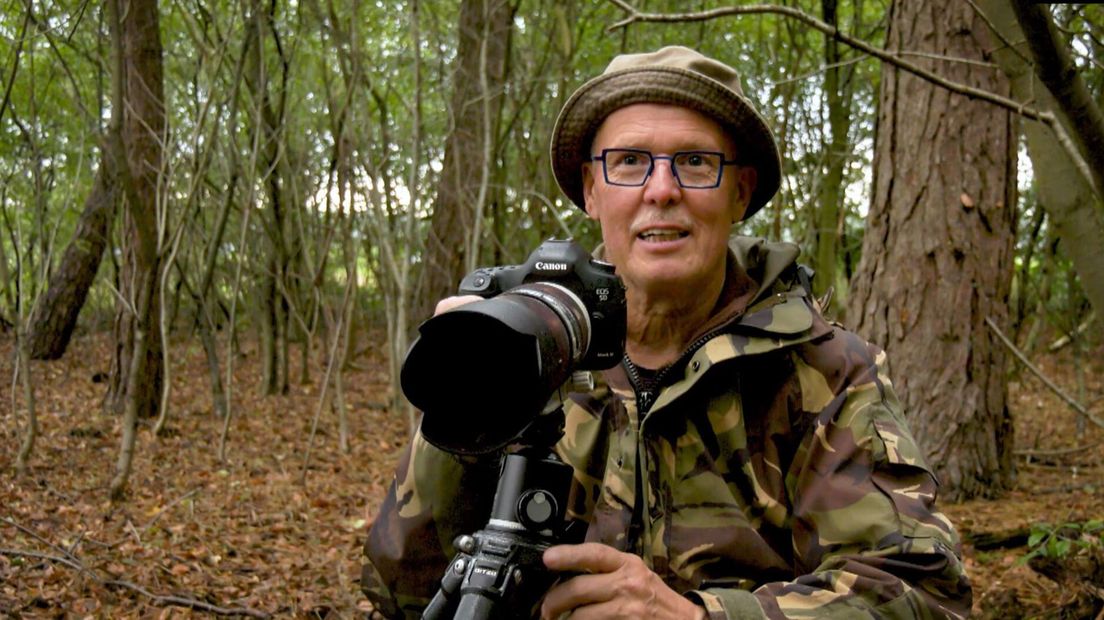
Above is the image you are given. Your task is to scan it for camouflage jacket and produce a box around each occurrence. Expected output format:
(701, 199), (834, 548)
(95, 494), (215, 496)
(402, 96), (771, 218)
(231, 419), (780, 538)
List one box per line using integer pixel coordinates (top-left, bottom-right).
(362, 236), (972, 619)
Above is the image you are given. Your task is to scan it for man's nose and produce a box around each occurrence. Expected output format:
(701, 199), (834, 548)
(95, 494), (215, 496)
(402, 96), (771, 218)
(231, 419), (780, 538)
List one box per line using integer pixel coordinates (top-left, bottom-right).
(643, 158), (682, 206)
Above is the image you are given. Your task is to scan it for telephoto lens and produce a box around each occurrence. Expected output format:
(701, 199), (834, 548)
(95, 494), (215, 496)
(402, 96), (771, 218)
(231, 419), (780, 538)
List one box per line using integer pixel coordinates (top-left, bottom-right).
(400, 239), (625, 455)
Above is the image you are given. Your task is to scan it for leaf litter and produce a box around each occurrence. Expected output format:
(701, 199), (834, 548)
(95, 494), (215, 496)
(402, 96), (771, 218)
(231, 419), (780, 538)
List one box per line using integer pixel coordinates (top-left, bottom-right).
(1, 332), (1101, 618)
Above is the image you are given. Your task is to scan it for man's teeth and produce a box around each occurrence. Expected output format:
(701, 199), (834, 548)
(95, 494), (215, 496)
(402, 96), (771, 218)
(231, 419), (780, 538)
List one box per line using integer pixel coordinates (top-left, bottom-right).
(639, 230), (686, 241)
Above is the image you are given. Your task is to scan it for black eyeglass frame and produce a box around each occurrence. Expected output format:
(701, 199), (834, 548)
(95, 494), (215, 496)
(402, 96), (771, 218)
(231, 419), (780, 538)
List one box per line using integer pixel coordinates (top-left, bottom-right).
(590, 148), (741, 189)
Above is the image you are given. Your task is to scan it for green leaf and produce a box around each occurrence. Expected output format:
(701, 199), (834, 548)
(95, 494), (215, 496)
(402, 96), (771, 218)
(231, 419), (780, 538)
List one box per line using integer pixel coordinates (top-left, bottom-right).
(1055, 539), (1072, 557)
(1028, 530), (1047, 547)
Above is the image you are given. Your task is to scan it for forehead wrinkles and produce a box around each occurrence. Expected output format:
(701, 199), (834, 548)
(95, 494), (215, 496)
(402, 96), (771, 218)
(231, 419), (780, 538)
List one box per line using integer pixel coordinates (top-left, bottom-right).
(591, 104), (736, 154)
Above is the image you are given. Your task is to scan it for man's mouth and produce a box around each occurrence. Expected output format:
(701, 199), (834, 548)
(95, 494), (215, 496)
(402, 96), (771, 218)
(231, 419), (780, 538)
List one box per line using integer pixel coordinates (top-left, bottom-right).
(638, 229), (689, 242)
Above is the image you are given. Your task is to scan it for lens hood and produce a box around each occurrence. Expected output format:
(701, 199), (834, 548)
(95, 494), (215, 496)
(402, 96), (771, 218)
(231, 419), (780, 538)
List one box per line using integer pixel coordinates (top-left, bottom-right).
(401, 293), (576, 455)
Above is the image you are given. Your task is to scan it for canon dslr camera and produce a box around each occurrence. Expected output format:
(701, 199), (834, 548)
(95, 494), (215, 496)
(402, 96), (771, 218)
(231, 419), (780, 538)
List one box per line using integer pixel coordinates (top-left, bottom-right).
(401, 239), (626, 455)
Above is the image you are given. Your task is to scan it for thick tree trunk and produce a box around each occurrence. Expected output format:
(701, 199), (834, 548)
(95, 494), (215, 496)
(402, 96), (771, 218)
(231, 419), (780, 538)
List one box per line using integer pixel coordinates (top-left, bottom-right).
(106, 0), (165, 423)
(981, 0), (1104, 320)
(415, 0), (513, 324)
(846, 0), (1016, 501)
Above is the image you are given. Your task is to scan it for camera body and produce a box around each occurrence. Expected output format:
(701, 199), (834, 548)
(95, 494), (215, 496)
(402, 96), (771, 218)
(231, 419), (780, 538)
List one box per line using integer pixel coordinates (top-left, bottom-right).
(457, 239), (625, 370)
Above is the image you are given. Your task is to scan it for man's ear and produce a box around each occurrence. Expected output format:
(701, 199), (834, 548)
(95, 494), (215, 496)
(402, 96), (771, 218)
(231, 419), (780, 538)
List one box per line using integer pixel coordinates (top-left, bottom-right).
(581, 163), (601, 221)
(729, 166), (758, 222)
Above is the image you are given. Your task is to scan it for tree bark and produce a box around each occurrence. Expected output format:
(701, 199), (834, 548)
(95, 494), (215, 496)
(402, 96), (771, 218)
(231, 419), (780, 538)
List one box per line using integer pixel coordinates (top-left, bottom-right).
(847, 0), (1017, 501)
(245, 0), (293, 396)
(14, 330), (37, 474)
(110, 266), (156, 499)
(106, 0), (166, 423)
(414, 0), (513, 324)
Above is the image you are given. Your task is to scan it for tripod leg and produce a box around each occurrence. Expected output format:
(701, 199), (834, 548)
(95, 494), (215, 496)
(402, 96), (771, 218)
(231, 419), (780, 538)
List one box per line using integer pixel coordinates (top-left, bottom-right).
(421, 556), (467, 620)
(453, 591), (496, 620)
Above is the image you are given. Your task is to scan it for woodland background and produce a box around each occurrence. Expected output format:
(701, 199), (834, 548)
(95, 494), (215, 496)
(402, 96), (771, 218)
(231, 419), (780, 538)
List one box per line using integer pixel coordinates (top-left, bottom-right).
(1, 0), (1102, 618)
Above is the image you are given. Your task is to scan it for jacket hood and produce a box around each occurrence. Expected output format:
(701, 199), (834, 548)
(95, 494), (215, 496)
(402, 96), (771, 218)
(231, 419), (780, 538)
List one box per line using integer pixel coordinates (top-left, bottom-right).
(728, 236), (801, 307)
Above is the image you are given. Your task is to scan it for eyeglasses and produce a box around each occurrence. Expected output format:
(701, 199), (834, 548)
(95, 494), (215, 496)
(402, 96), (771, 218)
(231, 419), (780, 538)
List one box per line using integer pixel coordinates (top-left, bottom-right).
(591, 148), (740, 189)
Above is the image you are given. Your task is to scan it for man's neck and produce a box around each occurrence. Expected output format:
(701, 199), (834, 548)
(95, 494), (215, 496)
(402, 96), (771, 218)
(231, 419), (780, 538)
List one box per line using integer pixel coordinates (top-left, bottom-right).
(624, 272), (725, 369)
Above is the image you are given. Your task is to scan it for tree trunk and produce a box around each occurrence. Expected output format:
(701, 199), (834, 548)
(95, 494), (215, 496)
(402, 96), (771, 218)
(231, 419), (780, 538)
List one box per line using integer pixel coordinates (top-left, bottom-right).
(110, 266), (156, 499)
(26, 132), (122, 360)
(106, 0), (166, 424)
(813, 0), (854, 308)
(25, 5), (134, 361)
(414, 0), (513, 324)
(14, 330), (37, 474)
(246, 0), (292, 396)
(846, 0), (1017, 501)
(1010, 1), (1104, 202)
(980, 0), (1104, 320)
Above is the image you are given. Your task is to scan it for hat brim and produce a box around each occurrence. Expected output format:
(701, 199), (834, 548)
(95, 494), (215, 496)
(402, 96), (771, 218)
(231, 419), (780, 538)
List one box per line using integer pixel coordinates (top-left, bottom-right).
(551, 66), (781, 220)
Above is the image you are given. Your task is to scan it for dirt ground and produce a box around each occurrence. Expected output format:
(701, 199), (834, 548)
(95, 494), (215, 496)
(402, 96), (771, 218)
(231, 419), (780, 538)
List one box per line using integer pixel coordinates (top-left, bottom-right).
(1, 330), (1101, 618)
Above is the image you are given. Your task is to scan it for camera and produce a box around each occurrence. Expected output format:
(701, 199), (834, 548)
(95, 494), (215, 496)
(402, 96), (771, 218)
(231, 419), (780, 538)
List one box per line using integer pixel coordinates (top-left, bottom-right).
(401, 239), (626, 455)
(457, 238), (625, 370)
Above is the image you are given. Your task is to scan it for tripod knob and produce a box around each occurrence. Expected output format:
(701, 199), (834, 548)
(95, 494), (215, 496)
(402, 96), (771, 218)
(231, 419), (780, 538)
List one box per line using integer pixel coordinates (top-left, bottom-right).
(517, 489), (558, 531)
(456, 535), (477, 554)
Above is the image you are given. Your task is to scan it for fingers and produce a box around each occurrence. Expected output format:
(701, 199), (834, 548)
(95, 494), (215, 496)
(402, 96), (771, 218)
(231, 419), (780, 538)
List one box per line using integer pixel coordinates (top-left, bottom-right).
(540, 545), (644, 619)
(543, 542), (628, 574)
(540, 544), (707, 620)
(432, 295), (483, 316)
(540, 572), (614, 619)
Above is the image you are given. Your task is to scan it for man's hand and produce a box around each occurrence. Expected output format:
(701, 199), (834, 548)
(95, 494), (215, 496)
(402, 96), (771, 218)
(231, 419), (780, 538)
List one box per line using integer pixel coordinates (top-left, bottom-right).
(540, 543), (707, 620)
(433, 295), (483, 316)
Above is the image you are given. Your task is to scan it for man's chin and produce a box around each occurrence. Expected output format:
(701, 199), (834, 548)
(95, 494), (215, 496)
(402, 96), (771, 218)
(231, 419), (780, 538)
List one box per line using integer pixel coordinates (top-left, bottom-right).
(625, 264), (701, 293)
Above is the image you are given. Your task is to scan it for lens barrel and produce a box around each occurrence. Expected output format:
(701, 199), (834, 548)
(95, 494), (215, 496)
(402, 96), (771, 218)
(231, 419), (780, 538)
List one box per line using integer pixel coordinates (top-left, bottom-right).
(400, 283), (591, 455)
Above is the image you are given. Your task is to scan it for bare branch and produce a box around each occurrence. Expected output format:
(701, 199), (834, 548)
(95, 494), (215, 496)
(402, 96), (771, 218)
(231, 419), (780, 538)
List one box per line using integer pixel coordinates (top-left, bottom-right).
(103, 579), (272, 619)
(963, 0), (1031, 65)
(0, 3), (31, 126)
(985, 316), (1104, 431)
(0, 547), (88, 574)
(605, 1), (1098, 194)
(607, 2), (1034, 116)
(1015, 442), (1102, 457)
(1011, 0), (1104, 201)
(139, 488), (200, 533)
(1, 516), (88, 575)
(1, 515), (270, 619)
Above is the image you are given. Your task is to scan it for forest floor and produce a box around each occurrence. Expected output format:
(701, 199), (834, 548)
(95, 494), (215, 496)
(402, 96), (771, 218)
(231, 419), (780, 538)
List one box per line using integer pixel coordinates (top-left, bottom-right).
(1, 329), (1102, 619)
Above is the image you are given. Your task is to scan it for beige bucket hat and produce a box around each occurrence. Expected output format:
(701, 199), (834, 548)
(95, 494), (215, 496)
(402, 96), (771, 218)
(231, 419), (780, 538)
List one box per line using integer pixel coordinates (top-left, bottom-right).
(550, 46), (782, 220)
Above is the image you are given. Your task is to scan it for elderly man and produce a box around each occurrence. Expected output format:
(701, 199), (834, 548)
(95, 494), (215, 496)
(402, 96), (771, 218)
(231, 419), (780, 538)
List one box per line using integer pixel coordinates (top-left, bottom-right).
(363, 46), (971, 619)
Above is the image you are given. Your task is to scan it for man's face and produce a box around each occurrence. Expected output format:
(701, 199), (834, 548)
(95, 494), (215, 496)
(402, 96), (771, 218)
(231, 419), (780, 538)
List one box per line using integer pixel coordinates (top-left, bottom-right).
(582, 103), (757, 298)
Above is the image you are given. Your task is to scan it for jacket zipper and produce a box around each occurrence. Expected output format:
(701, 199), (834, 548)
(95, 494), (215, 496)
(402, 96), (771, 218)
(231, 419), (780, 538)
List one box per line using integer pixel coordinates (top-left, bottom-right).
(620, 326), (729, 553)
(622, 327), (726, 415)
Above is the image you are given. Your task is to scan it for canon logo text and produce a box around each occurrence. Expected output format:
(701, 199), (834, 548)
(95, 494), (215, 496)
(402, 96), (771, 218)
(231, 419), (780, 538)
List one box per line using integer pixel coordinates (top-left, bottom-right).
(535, 262), (569, 271)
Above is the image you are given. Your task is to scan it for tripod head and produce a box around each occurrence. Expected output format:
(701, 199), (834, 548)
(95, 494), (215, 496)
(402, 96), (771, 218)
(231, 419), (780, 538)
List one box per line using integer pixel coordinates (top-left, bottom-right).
(421, 406), (582, 620)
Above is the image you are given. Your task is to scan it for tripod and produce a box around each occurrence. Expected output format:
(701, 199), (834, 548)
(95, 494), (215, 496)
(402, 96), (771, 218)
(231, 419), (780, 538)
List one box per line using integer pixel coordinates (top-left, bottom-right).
(421, 408), (580, 620)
